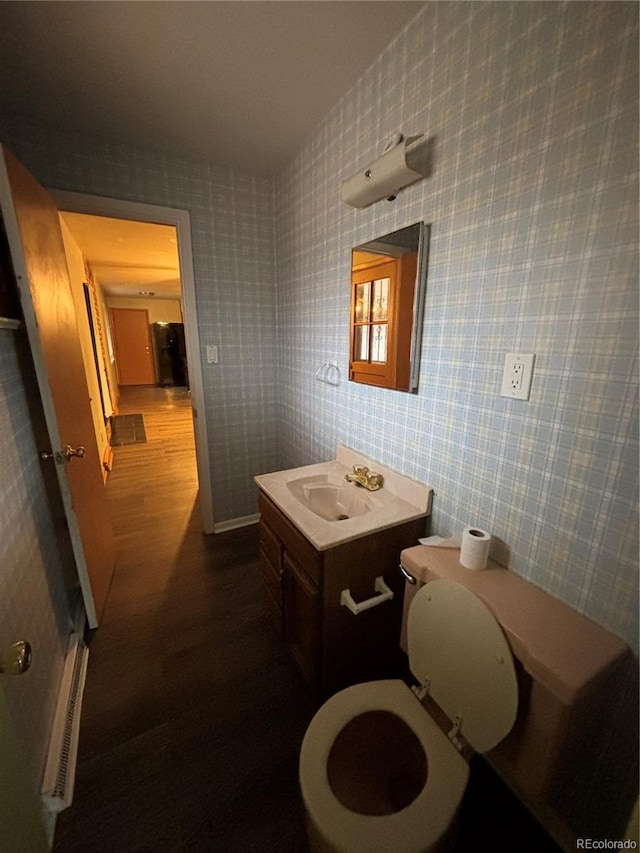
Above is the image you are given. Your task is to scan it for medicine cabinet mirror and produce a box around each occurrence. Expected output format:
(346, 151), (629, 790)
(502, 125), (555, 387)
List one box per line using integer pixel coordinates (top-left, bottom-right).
(349, 221), (429, 392)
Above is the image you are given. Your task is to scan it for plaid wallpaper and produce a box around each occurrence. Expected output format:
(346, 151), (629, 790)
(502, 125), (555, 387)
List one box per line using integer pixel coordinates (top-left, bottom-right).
(0, 1), (637, 654)
(0, 117), (280, 526)
(0, 331), (69, 786)
(275, 1), (639, 651)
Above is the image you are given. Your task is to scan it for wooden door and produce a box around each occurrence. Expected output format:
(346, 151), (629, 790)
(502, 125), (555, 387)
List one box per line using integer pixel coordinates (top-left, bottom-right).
(110, 307), (155, 385)
(0, 147), (116, 627)
(349, 252), (418, 391)
(349, 258), (399, 388)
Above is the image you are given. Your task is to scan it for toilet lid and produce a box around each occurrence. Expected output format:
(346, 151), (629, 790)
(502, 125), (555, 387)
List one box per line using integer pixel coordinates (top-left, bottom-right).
(408, 580), (518, 753)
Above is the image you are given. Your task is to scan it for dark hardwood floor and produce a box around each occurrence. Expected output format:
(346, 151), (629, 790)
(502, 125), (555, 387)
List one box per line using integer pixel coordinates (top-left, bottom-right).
(53, 387), (317, 853)
(53, 385), (562, 853)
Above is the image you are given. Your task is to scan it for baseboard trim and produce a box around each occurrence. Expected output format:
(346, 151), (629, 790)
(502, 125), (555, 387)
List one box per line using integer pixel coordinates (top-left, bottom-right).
(42, 634), (89, 815)
(213, 514), (260, 534)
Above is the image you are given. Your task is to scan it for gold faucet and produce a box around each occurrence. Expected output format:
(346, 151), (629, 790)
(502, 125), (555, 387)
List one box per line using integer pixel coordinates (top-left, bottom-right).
(344, 465), (384, 491)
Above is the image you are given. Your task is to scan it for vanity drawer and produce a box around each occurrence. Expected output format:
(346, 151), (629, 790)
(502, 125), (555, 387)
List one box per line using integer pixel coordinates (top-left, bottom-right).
(259, 518), (283, 572)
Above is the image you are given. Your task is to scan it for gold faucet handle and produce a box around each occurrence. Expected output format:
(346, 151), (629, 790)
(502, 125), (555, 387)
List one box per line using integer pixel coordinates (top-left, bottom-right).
(366, 472), (383, 489)
(353, 464), (369, 476)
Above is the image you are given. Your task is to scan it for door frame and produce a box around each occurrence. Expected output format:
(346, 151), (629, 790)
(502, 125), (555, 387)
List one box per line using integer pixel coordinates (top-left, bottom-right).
(51, 190), (214, 534)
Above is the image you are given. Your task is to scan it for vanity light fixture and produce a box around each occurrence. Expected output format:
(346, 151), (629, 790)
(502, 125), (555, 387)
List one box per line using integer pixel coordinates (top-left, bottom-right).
(341, 133), (430, 209)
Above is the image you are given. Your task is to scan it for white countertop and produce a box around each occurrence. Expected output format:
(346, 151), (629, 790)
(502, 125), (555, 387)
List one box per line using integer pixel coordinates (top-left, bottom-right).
(254, 446), (432, 550)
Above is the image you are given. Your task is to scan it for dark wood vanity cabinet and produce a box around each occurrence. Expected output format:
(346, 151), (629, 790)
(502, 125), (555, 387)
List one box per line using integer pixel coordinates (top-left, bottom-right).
(281, 552), (321, 685)
(257, 491), (426, 697)
(258, 516), (285, 636)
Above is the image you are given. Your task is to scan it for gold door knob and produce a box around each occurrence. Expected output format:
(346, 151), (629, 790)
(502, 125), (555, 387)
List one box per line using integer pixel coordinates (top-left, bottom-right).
(40, 445), (86, 463)
(0, 640), (32, 675)
(64, 445), (85, 460)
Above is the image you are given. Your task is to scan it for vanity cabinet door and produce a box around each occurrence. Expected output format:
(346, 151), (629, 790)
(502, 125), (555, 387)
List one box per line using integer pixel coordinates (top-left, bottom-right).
(259, 521), (284, 635)
(282, 553), (320, 687)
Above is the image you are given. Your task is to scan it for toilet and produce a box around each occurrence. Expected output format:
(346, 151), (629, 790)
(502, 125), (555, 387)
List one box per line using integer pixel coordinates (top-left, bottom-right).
(299, 579), (519, 852)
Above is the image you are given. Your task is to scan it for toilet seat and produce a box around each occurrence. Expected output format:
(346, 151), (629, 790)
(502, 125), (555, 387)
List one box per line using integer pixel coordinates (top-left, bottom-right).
(299, 679), (469, 853)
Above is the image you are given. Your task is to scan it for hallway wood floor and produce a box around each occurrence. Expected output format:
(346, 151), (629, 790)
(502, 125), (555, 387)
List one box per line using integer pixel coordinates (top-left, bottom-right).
(53, 386), (316, 853)
(53, 386), (562, 853)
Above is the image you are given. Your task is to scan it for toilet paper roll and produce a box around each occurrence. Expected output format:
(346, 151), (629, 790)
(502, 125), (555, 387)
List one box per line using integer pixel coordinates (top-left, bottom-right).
(459, 526), (491, 570)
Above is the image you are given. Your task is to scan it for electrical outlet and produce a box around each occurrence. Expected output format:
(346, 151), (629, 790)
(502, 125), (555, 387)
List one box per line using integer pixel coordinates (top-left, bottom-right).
(511, 362), (524, 391)
(206, 345), (219, 364)
(501, 353), (535, 400)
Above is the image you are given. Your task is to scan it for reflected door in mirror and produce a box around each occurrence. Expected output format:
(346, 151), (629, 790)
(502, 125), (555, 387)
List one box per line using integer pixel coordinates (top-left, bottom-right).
(349, 252), (417, 390)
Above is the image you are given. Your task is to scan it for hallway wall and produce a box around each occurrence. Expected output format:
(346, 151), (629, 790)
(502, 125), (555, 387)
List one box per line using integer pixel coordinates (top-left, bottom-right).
(106, 296), (182, 324)
(59, 219), (111, 469)
(0, 329), (72, 793)
(0, 118), (279, 524)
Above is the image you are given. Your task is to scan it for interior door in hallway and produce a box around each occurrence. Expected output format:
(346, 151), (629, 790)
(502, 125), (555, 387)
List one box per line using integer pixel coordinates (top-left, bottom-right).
(0, 146), (116, 628)
(110, 307), (155, 385)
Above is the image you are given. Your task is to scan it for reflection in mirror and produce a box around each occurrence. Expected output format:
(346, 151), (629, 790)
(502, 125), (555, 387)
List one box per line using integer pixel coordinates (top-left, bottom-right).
(349, 222), (429, 392)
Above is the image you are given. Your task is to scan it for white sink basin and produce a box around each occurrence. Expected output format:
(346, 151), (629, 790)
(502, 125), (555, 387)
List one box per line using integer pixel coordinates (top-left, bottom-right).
(254, 446), (432, 551)
(286, 475), (371, 522)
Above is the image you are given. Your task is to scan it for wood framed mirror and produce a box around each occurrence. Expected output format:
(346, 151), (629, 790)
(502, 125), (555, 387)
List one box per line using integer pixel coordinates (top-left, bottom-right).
(349, 222), (429, 392)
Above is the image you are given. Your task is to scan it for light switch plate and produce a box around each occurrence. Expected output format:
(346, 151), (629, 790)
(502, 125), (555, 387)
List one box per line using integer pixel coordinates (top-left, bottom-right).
(206, 345), (219, 364)
(500, 353), (535, 400)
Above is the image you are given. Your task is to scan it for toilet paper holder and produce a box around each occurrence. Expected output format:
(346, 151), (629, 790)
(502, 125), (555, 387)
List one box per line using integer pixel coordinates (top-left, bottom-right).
(340, 576), (394, 615)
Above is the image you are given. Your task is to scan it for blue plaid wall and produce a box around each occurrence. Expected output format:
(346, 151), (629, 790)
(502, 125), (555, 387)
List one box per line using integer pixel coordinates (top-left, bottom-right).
(275, 1), (639, 651)
(0, 1), (636, 652)
(0, 331), (69, 785)
(0, 118), (280, 525)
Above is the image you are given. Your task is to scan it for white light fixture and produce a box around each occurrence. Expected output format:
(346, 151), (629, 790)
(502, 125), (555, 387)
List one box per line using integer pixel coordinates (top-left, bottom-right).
(341, 133), (430, 209)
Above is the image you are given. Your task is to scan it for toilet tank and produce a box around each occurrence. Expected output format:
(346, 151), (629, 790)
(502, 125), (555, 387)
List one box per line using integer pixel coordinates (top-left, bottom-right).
(399, 545), (638, 852)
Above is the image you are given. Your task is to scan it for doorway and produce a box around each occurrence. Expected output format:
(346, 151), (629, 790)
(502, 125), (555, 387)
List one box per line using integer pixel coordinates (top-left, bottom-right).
(51, 190), (214, 535)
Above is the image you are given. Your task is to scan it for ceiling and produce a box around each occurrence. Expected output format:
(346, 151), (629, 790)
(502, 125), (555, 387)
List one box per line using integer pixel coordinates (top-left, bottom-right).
(0, 1), (423, 177)
(2, 2), (423, 299)
(61, 213), (181, 299)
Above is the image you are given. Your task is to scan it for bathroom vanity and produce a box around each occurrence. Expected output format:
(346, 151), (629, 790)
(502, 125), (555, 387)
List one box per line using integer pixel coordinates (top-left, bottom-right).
(255, 447), (431, 696)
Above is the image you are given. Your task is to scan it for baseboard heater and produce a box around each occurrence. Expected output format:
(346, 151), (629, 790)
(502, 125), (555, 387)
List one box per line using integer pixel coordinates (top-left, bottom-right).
(41, 633), (89, 813)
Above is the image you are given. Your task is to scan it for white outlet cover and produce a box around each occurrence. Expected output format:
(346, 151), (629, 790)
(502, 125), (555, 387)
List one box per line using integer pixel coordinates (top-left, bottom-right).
(500, 353), (535, 400)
